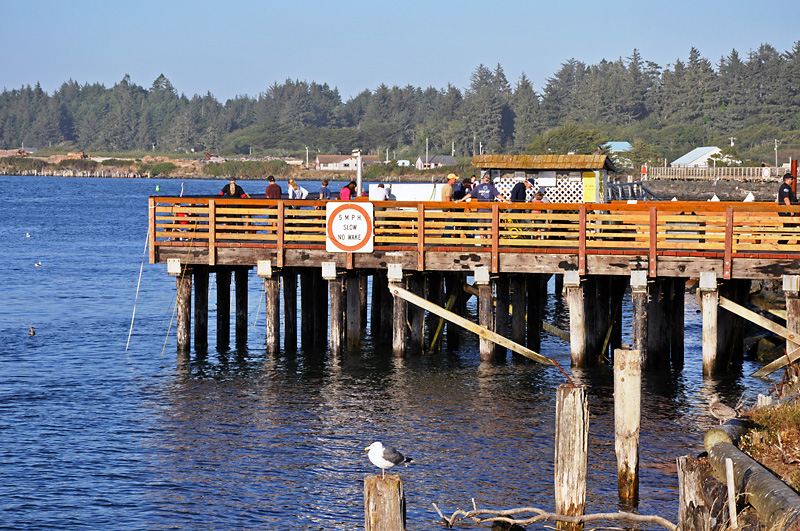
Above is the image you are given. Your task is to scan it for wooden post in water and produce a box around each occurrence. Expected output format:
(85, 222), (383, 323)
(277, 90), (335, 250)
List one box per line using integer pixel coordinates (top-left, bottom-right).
(346, 273), (362, 352)
(216, 267), (231, 350)
(677, 456), (711, 531)
(264, 275), (280, 354)
(176, 267), (192, 352)
(783, 275), (800, 362)
(300, 270), (314, 349)
(364, 475), (405, 531)
(555, 273), (564, 298)
(564, 271), (586, 367)
(378, 271), (393, 345)
(234, 267), (248, 347)
(671, 278), (686, 369)
(388, 265), (407, 357)
(494, 275), (509, 359)
(527, 274), (543, 352)
(407, 273), (425, 355)
(324, 263), (344, 355)
(699, 272), (719, 376)
(475, 267), (494, 361)
(194, 267), (209, 352)
(614, 348), (640, 504)
(510, 274), (526, 346)
(426, 272), (443, 353)
(630, 271), (648, 368)
(647, 278), (670, 369)
(282, 270), (297, 351)
(360, 274), (369, 329)
(445, 273), (461, 349)
(371, 271), (384, 340)
(554, 384), (588, 531)
(313, 272), (328, 346)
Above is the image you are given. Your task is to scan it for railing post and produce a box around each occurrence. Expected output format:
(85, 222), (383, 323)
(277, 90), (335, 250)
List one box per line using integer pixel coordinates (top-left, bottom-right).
(491, 204), (500, 273)
(649, 206), (657, 277)
(417, 204), (425, 271)
(578, 206), (586, 276)
(148, 197), (156, 263)
(724, 207), (733, 280)
(276, 201), (285, 268)
(208, 199), (216, 266)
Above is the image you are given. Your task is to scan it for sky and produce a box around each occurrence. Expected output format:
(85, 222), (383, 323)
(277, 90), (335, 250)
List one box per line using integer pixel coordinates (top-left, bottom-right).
(2, 0), (799, 103)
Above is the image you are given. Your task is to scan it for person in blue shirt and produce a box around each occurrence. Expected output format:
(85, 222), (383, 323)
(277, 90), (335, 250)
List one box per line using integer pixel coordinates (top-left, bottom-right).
(319, 180), (332, 200)
(457, 174), (510, 203)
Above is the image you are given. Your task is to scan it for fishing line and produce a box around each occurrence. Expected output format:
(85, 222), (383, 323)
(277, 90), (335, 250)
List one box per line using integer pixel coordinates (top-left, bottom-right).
(126, 226), (150, 353)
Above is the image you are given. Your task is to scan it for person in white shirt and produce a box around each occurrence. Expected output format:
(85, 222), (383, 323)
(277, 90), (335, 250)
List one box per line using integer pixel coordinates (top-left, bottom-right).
(288, 179), (309, 200)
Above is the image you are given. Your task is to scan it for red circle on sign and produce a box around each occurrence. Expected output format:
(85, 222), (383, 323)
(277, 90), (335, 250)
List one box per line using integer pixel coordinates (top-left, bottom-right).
(327, 203), (374, 252)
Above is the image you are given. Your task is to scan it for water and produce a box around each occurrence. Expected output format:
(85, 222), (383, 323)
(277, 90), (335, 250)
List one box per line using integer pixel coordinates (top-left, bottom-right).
(0, 175), (772, 530)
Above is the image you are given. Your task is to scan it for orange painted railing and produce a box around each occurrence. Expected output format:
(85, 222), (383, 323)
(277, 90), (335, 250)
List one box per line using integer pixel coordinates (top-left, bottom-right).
(149, 197), (800, 278)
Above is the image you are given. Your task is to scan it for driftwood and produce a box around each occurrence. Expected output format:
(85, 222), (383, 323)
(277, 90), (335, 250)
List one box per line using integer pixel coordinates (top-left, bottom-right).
(432, 502), (677, 531)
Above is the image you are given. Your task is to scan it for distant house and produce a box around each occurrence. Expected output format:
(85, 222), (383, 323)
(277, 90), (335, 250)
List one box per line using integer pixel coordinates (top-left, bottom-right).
(671, 147), (722, 168)
(414, 155), (457, 170)
(0, 149), (28, 158)
(397, 160), (411, 167)
(315, 154), (381, 171)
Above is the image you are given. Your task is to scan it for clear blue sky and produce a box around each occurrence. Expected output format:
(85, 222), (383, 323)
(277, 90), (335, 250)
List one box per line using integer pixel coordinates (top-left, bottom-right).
(3, 0), (799, 102)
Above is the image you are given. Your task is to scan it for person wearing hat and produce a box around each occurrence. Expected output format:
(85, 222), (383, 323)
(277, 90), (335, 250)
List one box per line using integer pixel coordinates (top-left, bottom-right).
(219, 178), (247, 198)
(510, 178), (535, 204)
(265, 175), (282, 199)
(778, 172), (797, 244)
(441, 173), (457, 202)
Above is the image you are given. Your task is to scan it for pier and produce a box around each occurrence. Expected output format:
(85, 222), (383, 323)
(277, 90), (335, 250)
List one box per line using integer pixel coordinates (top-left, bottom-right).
(148, 193), (800, 377)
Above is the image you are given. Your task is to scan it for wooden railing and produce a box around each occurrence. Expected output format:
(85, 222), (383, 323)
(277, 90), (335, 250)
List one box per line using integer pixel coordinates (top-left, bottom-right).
(150, 197), (800, 277)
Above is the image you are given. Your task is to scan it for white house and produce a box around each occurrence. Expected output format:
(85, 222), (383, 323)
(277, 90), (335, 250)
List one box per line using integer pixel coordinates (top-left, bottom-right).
(414, 154), (457, 170)
(671, 147), (722, 167)
(315, 154), (381, 171)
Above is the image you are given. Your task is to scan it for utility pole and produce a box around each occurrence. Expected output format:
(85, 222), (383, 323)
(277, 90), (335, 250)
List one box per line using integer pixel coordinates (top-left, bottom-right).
(729, 137), (736, 147)
(425, 138), (429, 168)
(306, 146), (309, 169)
(775, 139), (779, 168)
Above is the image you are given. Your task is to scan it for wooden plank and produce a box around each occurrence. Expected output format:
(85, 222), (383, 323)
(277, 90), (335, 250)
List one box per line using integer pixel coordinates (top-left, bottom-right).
(719, 296), (799, 343)
(752, 345), (800, 378)
(388, 284), (555, 366)
(724, 207), (733, 279)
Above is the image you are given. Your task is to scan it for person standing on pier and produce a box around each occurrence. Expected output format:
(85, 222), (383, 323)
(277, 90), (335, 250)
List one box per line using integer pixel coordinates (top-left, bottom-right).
(441, 173), (457, 201)
(265, 176), (282, 199)
(219, 178), (247, 198)
(778, 172), (797, 244)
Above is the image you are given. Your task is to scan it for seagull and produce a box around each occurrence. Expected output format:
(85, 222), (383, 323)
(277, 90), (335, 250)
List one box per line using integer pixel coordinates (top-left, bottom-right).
(26, 232), (31, 238)
(708, 394), (737, 425)
(34, 262), (42, 267)
(366, 441), (412, 479)
(29, 326), (35, 336)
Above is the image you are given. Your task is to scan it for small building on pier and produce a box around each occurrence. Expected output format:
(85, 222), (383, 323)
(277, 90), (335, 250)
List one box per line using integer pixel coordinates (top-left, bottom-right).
(472, 154), (616, 203)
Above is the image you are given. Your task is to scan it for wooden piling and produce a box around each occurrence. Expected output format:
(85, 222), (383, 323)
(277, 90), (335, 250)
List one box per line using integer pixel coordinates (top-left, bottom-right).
(445, 273), (461, 349)
(677, 456), (712, 531)
(554, 384), (588, 531)
(283, 270), (297, 351)
(193, 267), (208, 352)
(346, 274), (362, 352)
(378, 271), (393, 345)
(329, 276), (344, 355)
(407, 274), (425, 355)
(564, 274), (586, 367)
(300, 270), (314, 348)
(360, 274), (368, 329)
(426, 272), (443, 353)
(264, 277), (280, 354)
(671, 278), (686, 369)
(478, 281), (495, 361)
(700, 273), (719, 376)
(314, 272), (328, 346)
(364, 475), (405, 531)
(630, 272), (648, 368)
(785, 275), (800, 362)
(176, 268), (192, 352)
(216, 268), (231, 349)
(527, 274), (543, 352)
(391, 277), (407, 357)
(510, 274), (526, 346)
(494, 275), (509, 359)
(614, 348), (641, 504)
(647, 278), (670, 369)
(234, 267), (248, 346)
(371, 271), (384, 339)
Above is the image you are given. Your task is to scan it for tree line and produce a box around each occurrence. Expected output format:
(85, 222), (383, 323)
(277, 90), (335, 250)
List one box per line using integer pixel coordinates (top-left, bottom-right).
(1, 42), (799, 169)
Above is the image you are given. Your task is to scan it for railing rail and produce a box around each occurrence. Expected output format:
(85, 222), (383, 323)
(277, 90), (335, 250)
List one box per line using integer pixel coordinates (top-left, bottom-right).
(149, 197), (800, 278)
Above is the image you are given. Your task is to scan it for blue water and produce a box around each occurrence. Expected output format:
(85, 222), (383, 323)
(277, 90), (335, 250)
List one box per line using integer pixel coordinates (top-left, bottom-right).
(0, 175), (772, 530)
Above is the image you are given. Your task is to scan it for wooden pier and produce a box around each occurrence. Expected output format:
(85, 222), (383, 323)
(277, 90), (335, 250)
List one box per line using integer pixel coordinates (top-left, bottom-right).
(149, 196), (800, 376)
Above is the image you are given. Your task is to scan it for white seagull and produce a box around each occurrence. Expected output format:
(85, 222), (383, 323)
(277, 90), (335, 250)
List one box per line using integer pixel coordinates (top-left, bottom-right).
(26, 232), (31, 238)
(34, 262), (42, 267)
(365, 441), (412, 479)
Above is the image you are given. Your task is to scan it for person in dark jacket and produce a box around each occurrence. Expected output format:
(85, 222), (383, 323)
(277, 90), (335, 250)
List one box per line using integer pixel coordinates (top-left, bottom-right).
(778, 172), (797, 244)
(265, 176), (282, 199)
(219, 179), (247, 198)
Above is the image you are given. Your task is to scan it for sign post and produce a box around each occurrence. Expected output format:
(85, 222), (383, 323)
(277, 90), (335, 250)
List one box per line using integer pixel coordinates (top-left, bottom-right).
(326, 202), (374, 253)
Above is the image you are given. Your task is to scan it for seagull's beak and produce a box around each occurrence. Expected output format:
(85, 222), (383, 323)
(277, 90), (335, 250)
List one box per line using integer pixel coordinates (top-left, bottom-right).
(364, 446), (370, 451)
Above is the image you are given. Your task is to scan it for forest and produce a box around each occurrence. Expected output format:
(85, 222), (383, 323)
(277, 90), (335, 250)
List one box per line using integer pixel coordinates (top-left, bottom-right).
(1, 43), (799, 170)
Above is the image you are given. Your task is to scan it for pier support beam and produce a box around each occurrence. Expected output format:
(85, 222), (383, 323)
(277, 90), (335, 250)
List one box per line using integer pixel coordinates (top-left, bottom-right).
(407, 273), (425, 355)
(647, 277), (671, 370)
(564, 271), (586, 367)
(314, 272), (328, 346)
(216, 267), (231, 350)
(700, 272), (720, 376)
(445, 273), (461, 350)
(283, 269), (297, 351)
(258, 261), (279, 354)
(785, 275), (800, 359)
(346, 273), (362, 352)
(300, 270), (315, 349)
(388, 265), (407, 357)
(527, 274), (545, 352)
(670, 278), (686, 369)
(323, 263), (344, 356)
(193, 267), (208, 352)
(510, 274), (526, 346)
(235, 267), (248, 347)
(176, 267), (192, 352)
(630, 271), (648, 368)
(475, 267), (494, 362)
(426, 272), (444, 353)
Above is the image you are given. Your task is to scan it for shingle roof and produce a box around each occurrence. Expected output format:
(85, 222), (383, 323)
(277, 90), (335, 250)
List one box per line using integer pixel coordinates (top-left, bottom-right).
(472, 154), (616, 172)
